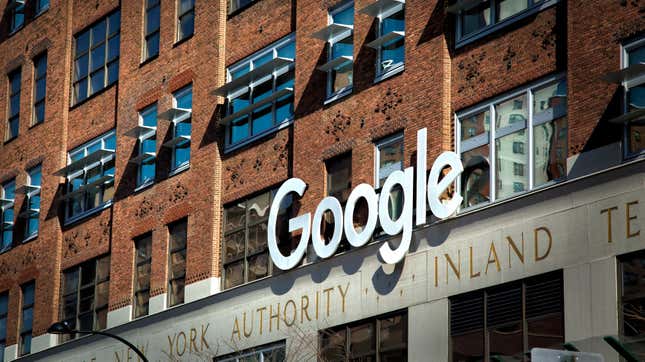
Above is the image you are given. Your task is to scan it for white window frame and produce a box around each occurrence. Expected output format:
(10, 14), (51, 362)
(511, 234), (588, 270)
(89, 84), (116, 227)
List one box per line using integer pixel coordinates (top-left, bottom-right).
(454, 0), (559, 48)
(324, 1), (354, 102)
(373, 2), (405, 82)
(222, 34), (296, 151)
(0, 179), (16, 253)
(621, 37), (645, 160)
(170, 85), (192, 173)
(455, 73), (566, 212)
(21, 165), (41, 242)
(216, 341), (286, 362)
(64, 131), (116, 223)
(136, 104), (157, 187)
(374, 132), (404, 188)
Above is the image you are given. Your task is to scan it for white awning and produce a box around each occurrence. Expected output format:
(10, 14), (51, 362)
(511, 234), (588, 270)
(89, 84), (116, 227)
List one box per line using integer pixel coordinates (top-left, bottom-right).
(365, 31), (404, 49)
(213, 57), (294, 96)
(220, 88), (294, 125)
(158, 107), (191, 122)
(311, 24), (353, 42)
(162, 135), (191, 148)
(359, 0), (405, 17)
(61, 175), (113, 200)
(14, 184), (40, 194)
(54, 149), (114, 176)
(124, 125), (156, 138)
(608, 108), (645, 124)
(317, 56), (353, 72)
(128, 152), (156, 165)
(0, 198), (12, 208)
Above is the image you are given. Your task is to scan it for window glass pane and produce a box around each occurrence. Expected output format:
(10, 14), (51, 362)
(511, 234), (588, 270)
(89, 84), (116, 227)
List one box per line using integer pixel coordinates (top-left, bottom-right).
(350, 322), (375, 359)
(90, 44), (106, 72)
(276, 68), (295, 91)
(169, 278), (185, 306)
(176, 87), (193, 109)
(74, 79), (88, 103)
(81, 263), (96, 286)
(170, 249), (186, 279)
(63, 269), (79, 294)
(136, 263), (151, 290)
(497, 0), (528, 21)
(231, 93), (250, 114)
(179, 0), (195, 14)
(74, 55), (89, 81)
(495, 130), (528, 199)
(277, 41), (295, 59)
(107, 61), (119, 85)
(496, 94), (527, 129)
(95, 281), (109, 307)
(37, 0), (49, 12)
(225, 203), (246, 231)
(247, 253), (269, 281)
(327, 154), (352, 203)
(135, 291), (149, 318)
(248, 222), (268, 254)
(253, 52), (274, 68)
(224, 231), (245, 261)
(76, 31), (90, 55)
(10, 96), (20, 117)
(62, 294), (77, 320)
(146, 5), (160, 34)
(462, 1), (491, 37)
(320, 328), (347, 361)
(628, 121), (645, 155)
(22, 285), (34, 305)
(628, 45), (645, 66)
(136, 236), (152, 263)
(332, 62), (353, 93)
(20, 334), (31, 355)
(533, 80), (567, 121)
(332, 35), (353, 59)
(169, 221), (187, 250)
(174, 143), (190, 168)
(333, 6), (354, 25)
(108, 35), (120, 61)
(35, 56), (47, 78)
(489, 321), (523, 360)
(378, 137), (404, 187)
(528, 313), (564, 350)
(452, 330), (484, 362)
(145, 34), (160, 60)
(178, 12), (195, 40)
(252, 105), (273, 135)
(461, 145), (490, 207)
(247, 193), (271, 224)
(95, 308), (108, 330)
(35, 79), (46, 102)
(90, 69), (105, 94)
(92, 21), (106, 45)
(231, 65), (249, 80)
(461, 110), (490, 141)
(108, 12), (121, 34)
(534, 117), (567, 186)
(0, 318), (6, 340)
(0, 295), (8, 314)
(224, 261), (244, 289)
(21, 308), (33, 332)
(231, 117), (249, 144)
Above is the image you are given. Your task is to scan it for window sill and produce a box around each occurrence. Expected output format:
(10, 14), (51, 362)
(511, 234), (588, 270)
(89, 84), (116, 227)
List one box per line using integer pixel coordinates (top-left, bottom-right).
(169, 163), (190, 178)
(134, 180), (155, 194)
(69, 82), (118, 110)
(374, 64), (405, 84)
(3, 136), (18, 146)
(22, 233), (38, 244)
(35, 7), (50, 19)
(173, 34), (193, 49)
(8, 25), (24, 37)
(224, 118), (294, 154)
(29, 120), (45, 130)
(139, 54), (159, 68)
(324, 87), (353, 106)
(455, 0), (559, 49)
(63, 200), (113, 227)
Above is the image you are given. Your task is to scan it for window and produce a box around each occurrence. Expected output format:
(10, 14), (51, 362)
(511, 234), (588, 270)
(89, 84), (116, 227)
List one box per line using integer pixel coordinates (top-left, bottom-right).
(457, 76), (567, 209)
(0, 179), (15, 252)
(313, 2), (354, 99)
(36, 0), (49, 14)
(7, 68), (21, 141)
(622, 38), (645, 157)
(450, 272), (563, 361)
(327, 153), (352, 204)
(0, 292), (8, 362)
(169, 85), (192, 171)
(176, 0), (194, 42)
(9, 0), (25, 33)
(217, 34), (295, 149)
(360, 0), (405, 79)
(453, 0), (552, 44)
(135, 104), (157, 186)
(216, 341), (285, 361)
(19, 165), (41, 241)
(320, 311), (407, 361)
(168, 219), (187, 307)
(61, 131), (116, 222)
(60, 255), (110, 341)
(223, 189), (293, 289)
(375, 133), (404, 219)
(32, 53), (47, 125)
(227, 0), (255, 14)
(72, 11), (120, 104)
(619, 251), (645, 360)
(133, 233), (152, 318)
(143, 0), (160, 61)
(19, 282), (35, 356)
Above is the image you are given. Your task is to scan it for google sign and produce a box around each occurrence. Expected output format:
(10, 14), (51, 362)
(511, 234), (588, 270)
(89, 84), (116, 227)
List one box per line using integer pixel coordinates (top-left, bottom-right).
(267, 128), (464, 270)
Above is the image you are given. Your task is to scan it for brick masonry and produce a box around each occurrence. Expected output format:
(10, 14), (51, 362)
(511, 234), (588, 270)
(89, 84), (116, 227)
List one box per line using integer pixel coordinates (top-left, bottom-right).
(0, 0), (641, 351)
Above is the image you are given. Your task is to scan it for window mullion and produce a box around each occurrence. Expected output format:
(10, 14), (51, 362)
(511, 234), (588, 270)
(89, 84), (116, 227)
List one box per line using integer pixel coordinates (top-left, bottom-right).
(522, 282), (528, 361)
(489, 104), (496, 203)
(244, 201), (249, 283)
(527, 89), (534, 191)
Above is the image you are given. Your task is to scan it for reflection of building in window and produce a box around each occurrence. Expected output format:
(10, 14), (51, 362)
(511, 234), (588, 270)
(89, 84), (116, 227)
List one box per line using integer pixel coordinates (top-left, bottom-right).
(215, 341), (285, 361)
(168, 219), (187, 307)
(360, 0), (405, 79)
(457, 76), (567, 209)
(621, 38), (645, 156)
(619, 250), (645, 361)
(133, 234), (152, 318)
(223, 190), (293, 289)
(320, 311), (407, 361)
(324, 153), (352, 250)
(376, 133), (404, 220)
(0, 179), (16, 252)
(451, 272), (563, 361)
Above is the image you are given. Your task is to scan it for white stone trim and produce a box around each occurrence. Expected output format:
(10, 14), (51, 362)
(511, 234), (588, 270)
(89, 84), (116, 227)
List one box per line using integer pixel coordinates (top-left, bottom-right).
(107, 305), (132, 329)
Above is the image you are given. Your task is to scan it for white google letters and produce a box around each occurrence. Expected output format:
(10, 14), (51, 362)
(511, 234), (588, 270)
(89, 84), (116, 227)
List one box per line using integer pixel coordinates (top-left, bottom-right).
(268, 128), (464, 270)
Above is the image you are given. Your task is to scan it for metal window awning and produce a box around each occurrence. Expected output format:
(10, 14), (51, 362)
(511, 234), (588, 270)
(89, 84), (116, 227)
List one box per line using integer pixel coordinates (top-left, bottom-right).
(158, 107), (191, 122)
(365, 31), (405, 49)
(220, 87), (294, 125)
(608, 108), (645, 124)
(0, 198), (13, 208)
(602, 63), (645, 84)
(61, 175), (113, 200)
(1, 220), (13, 228)
(128, 152), (156, 165)
(317, 56), (353, 72)
(19, 208), (39, 218)
(212, 57), (294, 97)
(14, 184), (40, 194)
(124, 125), (156, 138)
(446, 0), (483, 14)
(359, 0), (405, 17)
(162, 135), (191, 148)
(311, 24), (353, 42)
(54, 149), (114, 176)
